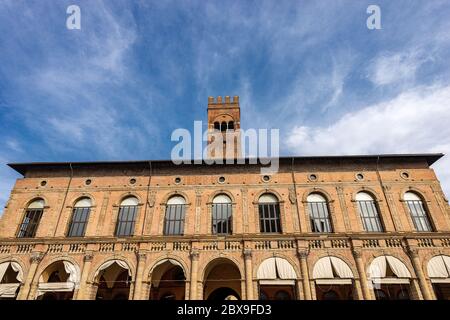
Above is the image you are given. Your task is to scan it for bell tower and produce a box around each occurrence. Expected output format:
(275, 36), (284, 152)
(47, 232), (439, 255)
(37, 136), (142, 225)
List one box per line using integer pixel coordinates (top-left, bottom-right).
(206, 96), (241, 159)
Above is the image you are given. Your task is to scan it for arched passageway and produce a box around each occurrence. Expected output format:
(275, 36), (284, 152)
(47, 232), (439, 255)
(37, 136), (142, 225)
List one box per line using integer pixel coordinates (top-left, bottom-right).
(203, 259), (241, 300)
(36, 261), (79, 300)
(368, 256), (412, 300)
(312, 256), (354, 300)
(94, 260), (132, 300)
(0, 262), (23, 300)
(257, 257), (297, 300)
(149, 259), (186, 300)
(427, 255), (450, 300)
(208, 287), (240, 300)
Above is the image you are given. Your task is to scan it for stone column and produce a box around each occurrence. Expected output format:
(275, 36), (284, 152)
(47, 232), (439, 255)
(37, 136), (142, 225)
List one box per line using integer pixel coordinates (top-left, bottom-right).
(75, 253), (94, 300)
(17, 252), (44, 300)
(297, 250), (312, 300)
(244, 250), (254, 300)
(295, 280), (303, 300)
(352, 250), (373, 300)
(353, 278), (364, 300)
(133, 252), (147, 300)
(408, 248), (433, 300)
(189, 251), (199, 300)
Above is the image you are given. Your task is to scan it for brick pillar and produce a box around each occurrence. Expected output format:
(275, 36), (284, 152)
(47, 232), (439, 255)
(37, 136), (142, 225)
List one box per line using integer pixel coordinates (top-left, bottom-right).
(244, 250), (254, 300)
(297, 250), (312, 300)
(352, 249), (373, 300)
(75, 253), (93, 300)
(133, 252), (147, 300)
(17, 252), (44, 300)
(408, 248), (433, 300)
(189, 251), (199, 300)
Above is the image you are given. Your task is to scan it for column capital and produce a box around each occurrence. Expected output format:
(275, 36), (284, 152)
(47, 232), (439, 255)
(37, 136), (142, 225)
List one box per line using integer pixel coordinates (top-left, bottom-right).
(243, 249), (252, 259)
(352, 249), (363, 259)
(83, 252), (94, 262)
(190, 251), (200, 260)
(30, 252), (44, 264)
(407, 247), (420, 258)
(137, 251), (148, 261)
(297, 249), (309, 259)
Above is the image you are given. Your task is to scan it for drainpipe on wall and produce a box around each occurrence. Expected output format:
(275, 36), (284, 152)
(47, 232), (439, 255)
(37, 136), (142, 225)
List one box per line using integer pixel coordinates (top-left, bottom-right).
(141, 161), (152, 236)
(375, 156), (398, 232)
(53, 163), (73, 237)
(291, 157), (301, 232)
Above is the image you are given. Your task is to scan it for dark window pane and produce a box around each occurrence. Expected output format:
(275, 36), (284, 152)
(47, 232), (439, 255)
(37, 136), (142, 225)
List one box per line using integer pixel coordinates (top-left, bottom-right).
(17, 209), (44, 238)
(115, 206), (137, 237)
(164, 204), (186, 235)
(406, 200), (432, 232)
(212, 203), (232, 235)
(68, 207), (91, 237)
(258, 203), (281, 233)
(308, 202), (332, 233)
(357, 201), (383, 232)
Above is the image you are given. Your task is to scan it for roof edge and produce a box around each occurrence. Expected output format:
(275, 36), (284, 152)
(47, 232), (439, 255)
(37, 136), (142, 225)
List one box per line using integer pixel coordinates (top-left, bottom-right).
(6, 153), (444, 176)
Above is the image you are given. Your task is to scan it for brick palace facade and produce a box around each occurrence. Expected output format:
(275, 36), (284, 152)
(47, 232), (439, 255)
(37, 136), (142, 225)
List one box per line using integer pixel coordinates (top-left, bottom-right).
(0, 96), (449, 300)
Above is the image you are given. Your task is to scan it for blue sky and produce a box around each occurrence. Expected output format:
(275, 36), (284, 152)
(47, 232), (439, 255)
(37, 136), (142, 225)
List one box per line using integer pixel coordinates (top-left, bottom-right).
(1, 0), (450, 213)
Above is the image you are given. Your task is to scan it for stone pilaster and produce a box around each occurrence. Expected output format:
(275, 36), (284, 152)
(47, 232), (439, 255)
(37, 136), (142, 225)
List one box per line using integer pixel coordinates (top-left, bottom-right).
(352, 249), (373, 300)
(17, 252), (44, 300)
(133, 252), (147, 300)
(407, 248), (433, 300)
(297, 250), (312, 300)
(75, 252), (94, 300)
(189, 251), (199, 300)
(243, 250), (254, 300)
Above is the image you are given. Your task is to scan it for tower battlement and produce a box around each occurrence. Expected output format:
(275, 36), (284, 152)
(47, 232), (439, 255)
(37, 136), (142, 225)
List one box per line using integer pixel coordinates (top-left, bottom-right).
(207, 95), (239, 107)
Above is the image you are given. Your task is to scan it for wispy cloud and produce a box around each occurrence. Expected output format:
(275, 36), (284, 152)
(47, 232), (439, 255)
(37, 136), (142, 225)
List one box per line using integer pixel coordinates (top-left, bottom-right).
(367, 50), (430, 86)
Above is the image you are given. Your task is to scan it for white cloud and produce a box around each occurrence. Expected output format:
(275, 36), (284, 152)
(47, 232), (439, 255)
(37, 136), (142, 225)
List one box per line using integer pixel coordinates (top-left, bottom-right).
(285, 84), (450, 197)
(367, 50), (429, 86)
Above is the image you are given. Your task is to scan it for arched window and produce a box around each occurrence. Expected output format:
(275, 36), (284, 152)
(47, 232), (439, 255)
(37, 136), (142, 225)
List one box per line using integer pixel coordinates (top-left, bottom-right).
(404, 192), (433, 232)
(67, 197), (92, 237)
(258, 193), (281, 233)
(115, 197), (138, 237)
(307, 193), (332, 233)
(212, 194), (232, 235)
(228, 121), (234, 130)
(214, 122), (220, 131)
(220, 121), (227, 132)
(17, 199), (45, 238)
(356, 192), (384, 232)
(164, 196), (186, 236)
